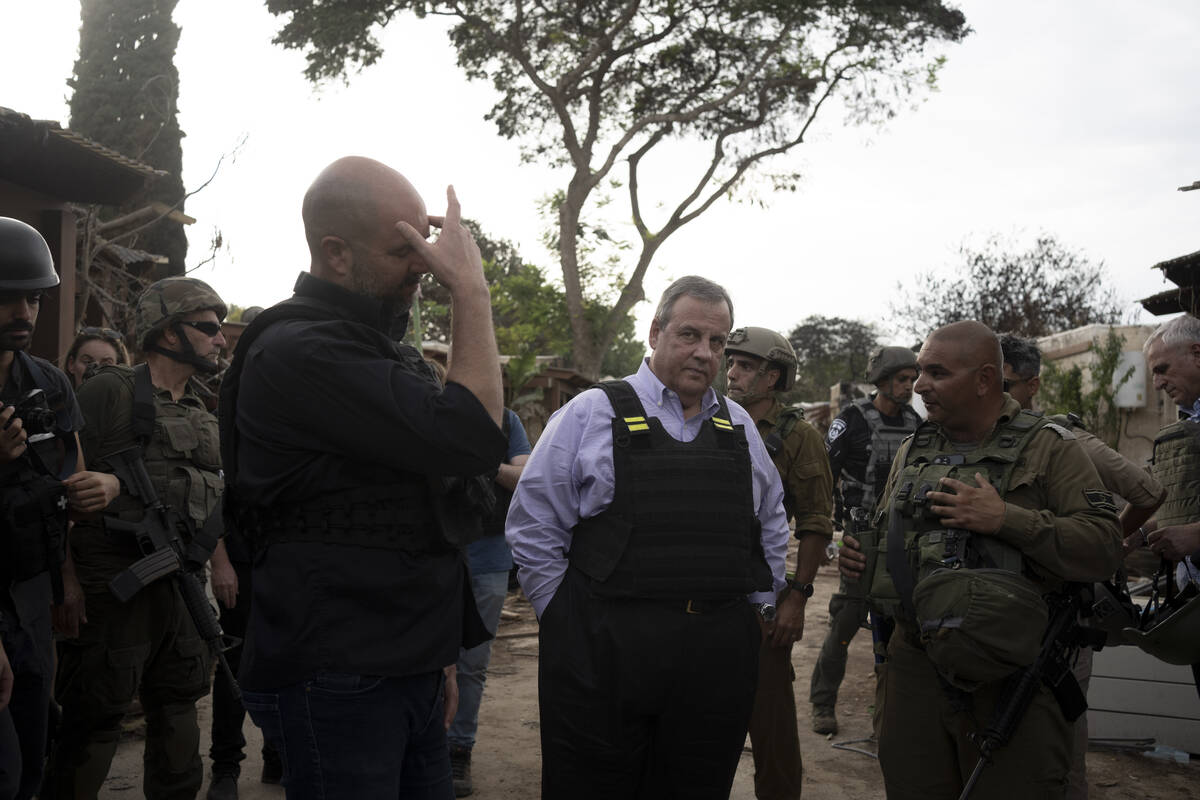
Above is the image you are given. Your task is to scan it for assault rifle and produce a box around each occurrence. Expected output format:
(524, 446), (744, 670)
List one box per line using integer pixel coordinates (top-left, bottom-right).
(958, 586), (1094, 800)
(105, 446), (240, 701)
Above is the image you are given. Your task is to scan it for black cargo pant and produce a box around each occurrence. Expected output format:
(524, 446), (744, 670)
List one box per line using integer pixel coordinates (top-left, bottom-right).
(538, 567), (760, 800)
(209, 556), (280, 777)
(45, 581), (212, 800)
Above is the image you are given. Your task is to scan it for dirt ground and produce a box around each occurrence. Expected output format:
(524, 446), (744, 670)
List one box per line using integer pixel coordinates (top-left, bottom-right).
(103, 551), (1198, 799)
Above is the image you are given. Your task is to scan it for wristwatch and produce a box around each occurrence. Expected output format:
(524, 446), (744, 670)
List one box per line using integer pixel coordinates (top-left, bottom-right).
(756, 603), (777, 623)
(788, 579), (815, 598)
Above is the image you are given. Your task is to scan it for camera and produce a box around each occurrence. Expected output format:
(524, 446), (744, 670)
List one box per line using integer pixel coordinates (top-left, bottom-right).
(11, 389), (58, 439)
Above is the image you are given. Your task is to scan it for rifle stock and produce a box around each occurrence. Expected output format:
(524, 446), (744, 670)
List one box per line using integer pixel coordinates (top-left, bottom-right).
(958, 588), (1084, 800)
(102, 446), (241, 701)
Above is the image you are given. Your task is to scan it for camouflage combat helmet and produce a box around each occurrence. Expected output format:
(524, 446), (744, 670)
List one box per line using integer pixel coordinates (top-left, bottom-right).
(0, 217), (58, 291)
(865, 345), (918, 385)
(726, 327), (797, 392)
(135, 276), (227, 374)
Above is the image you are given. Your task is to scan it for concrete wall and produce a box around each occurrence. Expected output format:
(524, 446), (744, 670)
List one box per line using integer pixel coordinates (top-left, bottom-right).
(1036, 323), (1172, 469)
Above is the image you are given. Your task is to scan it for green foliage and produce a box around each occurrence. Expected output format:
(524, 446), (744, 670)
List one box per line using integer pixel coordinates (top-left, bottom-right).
(1038, 328), (1135, 449)
(890, 234), (1123, 342)
(419, 220), (643, 377)
(69, 0), (188, 273)
(786, 315), (880, 402)
(266, 0), (968, 378)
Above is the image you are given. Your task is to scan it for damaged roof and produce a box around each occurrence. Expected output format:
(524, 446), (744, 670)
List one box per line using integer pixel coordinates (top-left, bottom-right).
(0, 106), (164, 205)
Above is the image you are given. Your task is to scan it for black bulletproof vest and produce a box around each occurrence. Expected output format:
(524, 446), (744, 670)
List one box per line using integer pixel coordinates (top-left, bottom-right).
(568, 380), (771, 599)
(218, 291), (442, 554)
(1, 352), (76, 601)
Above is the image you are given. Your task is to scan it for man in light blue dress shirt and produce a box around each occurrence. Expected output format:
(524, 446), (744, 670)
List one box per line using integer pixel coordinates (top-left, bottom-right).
(507, 276), (790, 799)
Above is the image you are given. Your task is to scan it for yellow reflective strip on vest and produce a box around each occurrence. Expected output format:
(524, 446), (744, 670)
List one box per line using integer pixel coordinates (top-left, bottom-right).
(627, 422), (650, 432)
(623, 416), (646, 423)
(712, 416), (733, 430)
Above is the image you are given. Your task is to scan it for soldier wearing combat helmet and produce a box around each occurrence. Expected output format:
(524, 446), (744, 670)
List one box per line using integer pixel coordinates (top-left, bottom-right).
(809, 344), (921, 736)
(46, 276), (227, 798)
(725, 327), (833, 800)
(839, 320), (1122, 799)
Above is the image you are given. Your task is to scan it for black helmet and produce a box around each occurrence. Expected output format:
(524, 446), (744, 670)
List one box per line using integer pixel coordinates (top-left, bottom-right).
(0, 217), (58, 291)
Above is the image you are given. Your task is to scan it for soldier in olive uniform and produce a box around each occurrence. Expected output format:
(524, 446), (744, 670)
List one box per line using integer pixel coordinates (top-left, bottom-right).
(841, 321), (1122, 800)
(46, 277), (227, 800)
(810, 346), (920, 736)
(726, 327), (833, 800)
(1000, 333), (1164, 800)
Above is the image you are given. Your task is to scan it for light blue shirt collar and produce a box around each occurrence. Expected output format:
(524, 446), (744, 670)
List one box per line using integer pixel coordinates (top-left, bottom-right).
(631, 357), (721, 419)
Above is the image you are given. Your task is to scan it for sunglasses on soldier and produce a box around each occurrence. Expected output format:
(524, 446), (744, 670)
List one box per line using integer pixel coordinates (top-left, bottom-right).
(179, 320), (223, 337)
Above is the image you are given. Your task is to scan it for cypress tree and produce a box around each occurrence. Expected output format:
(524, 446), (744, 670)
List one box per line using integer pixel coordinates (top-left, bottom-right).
(69, 0), (187, 275)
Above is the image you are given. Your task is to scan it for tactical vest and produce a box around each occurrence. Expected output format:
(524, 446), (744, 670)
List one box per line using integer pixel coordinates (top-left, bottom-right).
(98, 365), (223, 536)
(567, 380), (772, 599)
(1150, 419), (1200, 527)
(763, 405), (805, 522)
(866, 409), (1056, 620)
(218, 292), (451, 555)
(839, 398), (921, 518)
(1, 352), (77, 601)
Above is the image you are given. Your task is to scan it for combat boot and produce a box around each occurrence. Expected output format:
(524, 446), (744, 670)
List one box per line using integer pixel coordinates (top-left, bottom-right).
(449, 743), (473, 797)
(811, 706), (838, 736)
(206, 773), (238, 800)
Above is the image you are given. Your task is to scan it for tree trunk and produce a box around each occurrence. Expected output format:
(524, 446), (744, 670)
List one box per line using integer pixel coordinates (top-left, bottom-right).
(559, 173), (601, 380)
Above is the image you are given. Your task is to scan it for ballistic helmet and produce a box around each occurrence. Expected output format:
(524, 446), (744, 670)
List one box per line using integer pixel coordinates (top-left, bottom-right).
(866, 346), (918, 385)
(1122, 589), (1200, 666)
(725, 327), (797, 391)
(0, 217), (58, 290)
(134, 276), (227, 350)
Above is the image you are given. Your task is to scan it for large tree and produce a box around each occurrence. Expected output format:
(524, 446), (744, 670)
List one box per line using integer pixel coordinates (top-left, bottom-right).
(419, 221), (644, 378)
(889, 234), (1123, 341)
(266, 0), (969, 378)
(787, 315), (880, 402)
(69, 0), (188, 274)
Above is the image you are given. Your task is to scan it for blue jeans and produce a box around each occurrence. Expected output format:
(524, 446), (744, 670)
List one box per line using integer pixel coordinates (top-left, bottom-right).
(447, 570), (508, 750)
(243, 671), (452, 800)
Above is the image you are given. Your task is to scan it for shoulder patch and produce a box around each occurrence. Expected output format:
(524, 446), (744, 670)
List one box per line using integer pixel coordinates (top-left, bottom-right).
(826, 418), (847, 444)
(1043, 422), (1076, 440)
(1083, 489), (1118, 514)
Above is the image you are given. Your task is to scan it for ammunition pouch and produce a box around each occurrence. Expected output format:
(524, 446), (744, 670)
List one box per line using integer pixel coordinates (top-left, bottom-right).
(913, 568), (1048, 691)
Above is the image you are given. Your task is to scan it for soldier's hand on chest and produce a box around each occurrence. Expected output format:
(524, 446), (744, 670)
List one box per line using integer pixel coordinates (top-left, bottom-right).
(925, 472), (1005, 535)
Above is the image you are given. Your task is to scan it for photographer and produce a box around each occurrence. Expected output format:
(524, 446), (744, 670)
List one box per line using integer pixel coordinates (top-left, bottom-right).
(0, 218), (92, 800)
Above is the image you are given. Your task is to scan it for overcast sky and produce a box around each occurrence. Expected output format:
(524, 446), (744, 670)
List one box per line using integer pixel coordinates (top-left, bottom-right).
(3, 1), (1197, 346)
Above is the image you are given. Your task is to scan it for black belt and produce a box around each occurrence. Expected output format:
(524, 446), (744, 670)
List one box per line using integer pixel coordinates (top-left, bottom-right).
(683, 597), (744, 614)
(597, 596), (743, 614)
